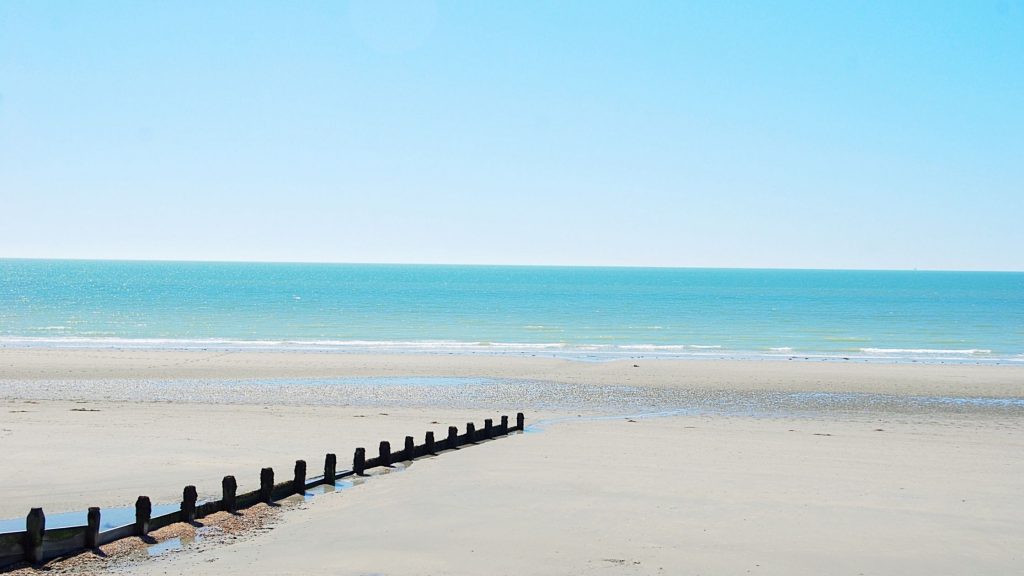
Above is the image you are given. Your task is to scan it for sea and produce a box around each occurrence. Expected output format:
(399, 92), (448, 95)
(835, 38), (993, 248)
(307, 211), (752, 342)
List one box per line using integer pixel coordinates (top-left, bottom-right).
(1, 259), (1022, 364)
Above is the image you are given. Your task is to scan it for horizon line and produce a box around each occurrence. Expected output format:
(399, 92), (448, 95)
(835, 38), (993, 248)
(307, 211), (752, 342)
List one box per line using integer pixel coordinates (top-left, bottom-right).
(1, 256), (1021, 274)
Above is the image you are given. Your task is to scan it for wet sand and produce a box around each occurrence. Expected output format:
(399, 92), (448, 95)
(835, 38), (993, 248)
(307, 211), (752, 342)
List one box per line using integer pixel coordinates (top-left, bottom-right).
(2, 348), (1023, 396)
(1, 349), (1022, 574)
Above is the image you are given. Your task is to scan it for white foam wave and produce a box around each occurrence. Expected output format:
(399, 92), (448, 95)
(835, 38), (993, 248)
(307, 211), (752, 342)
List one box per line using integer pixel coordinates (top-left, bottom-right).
(0, 336), (570, 352)
(618, 344), (722, 350)
(860, 348), (993, 355)
(0, 337), (1015, 364)
(619, 344), (685, 350)
(1, 336), (287, 347)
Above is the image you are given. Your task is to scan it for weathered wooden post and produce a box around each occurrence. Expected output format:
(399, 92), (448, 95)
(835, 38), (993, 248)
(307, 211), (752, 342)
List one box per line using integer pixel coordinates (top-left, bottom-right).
(354, 447), (366, 476)
(260, 468), (274, 503)
(516, 412), (525, 431)
(86, 507), (100, 549)
(222, 475), (237, 513)
(379, 441), (391, 467)
(404, 436), (415, 461)
(135, 496), (152, 536)
(182, 485), (198, 523)
(425, 431), (436, 454)
(324, 453), (337, 484)
(24, 508), (44, 564)
(484, 418), (494, 439)
(500, 415), (509, 434)
(293, 460), (307, 494)
(447, 426), (459, 449)
(466, 422), (476, 443)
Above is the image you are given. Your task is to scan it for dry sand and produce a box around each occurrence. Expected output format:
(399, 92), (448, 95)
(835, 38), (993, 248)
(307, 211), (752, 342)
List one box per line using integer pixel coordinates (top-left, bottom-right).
(130, 416), (1023, 576)
(1, 349), (1022, 574)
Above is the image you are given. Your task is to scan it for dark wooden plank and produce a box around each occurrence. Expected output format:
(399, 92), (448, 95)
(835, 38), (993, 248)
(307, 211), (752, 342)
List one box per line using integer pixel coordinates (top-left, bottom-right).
(0, 531), (25, 569)
(148, 510), (181, 532)
(97, 524), (136, 546)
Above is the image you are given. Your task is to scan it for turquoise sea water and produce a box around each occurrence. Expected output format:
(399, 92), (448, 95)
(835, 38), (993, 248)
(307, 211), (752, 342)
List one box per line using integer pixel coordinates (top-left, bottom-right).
(1, 259), (1022, 363)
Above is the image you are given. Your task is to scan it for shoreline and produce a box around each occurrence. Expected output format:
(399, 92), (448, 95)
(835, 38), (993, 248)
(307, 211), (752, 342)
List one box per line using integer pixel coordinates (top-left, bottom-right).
(2, 337), (1020, 366)
(2, 347), (1024, 397)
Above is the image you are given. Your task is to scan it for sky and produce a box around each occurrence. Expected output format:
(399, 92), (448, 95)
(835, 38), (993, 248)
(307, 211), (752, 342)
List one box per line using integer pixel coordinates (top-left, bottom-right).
(0, 1), (1022, 270)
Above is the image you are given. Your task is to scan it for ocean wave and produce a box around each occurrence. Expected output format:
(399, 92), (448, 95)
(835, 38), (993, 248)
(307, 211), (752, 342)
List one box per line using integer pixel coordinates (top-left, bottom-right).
(0, 336), (288, 347)
(284, 339), (553, 349)
(0, 336), (1017, 364)
(0, 336), (571, 351)
(618, 344), (722, 350)
(860, 348), (993, 355)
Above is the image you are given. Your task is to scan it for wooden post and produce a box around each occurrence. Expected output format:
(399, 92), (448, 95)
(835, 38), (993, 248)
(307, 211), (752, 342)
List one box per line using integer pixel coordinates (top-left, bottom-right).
(404, 436), (415, 461)
(447, 426), (459, 449)
(135, 496), (152, 536)
(86, 507), (100, 549)
(24, 508), (44, 564)
(500, 415), (509, 434)
(222, 475), (237, 513)
(517, 412), (525, 431)
(484, 418), (494, 439)
(379, 440), (391, 467)
(354, 447), (366, 476)
(182, 485), (198, 523)
(260, 468), (274, 503)
(425, 431), (436, 454)
(324, 453), (337, 484)
(293, 460), (307, 495)
(466, 422), (476, 443)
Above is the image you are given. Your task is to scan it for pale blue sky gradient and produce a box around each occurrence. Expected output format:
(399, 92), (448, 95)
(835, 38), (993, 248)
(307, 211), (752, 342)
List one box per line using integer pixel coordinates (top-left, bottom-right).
(1, 1), (1022, 270)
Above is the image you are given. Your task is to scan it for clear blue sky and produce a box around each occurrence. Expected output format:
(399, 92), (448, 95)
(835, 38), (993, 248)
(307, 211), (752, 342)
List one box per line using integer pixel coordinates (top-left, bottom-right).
(1, 1), (1021, 270)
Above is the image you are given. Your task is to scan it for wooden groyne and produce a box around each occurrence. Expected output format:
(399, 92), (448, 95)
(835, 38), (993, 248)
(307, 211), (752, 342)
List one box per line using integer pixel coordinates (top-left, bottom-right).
(0, 413), (525, 569)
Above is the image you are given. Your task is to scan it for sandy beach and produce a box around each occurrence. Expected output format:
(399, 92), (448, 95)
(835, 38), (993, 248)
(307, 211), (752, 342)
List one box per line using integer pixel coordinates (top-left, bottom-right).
(1, 349), (1023, 574)
(4, 348), (1024, 395)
